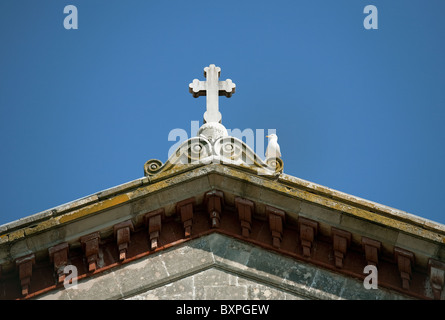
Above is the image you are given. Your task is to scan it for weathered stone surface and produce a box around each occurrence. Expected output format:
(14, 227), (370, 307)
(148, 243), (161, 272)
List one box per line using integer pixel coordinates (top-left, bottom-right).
(37, 233), (412, 300)
(340, 277), (394, 300)
(161, 237), (215, 277)
(96, 179), (143, 200)
(129, 275), (195, 300)
(246, 281), (300, 300)
(194, 268), (246, 300)
(340, 213), (399, 246)
(299, 203), (342, 236)
(2, 209), (54, 232)
(113, 252), (169, 298)
(155, 177), (211, 212)
(127, 267), (302, 300)
(66, 270), (121, 300)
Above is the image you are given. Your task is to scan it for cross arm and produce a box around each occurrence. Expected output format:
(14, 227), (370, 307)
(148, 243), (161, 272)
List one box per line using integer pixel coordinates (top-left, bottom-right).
(189, 79), (236, 98)
(189, 79), (207, 98)
(218, 79), (236, 97)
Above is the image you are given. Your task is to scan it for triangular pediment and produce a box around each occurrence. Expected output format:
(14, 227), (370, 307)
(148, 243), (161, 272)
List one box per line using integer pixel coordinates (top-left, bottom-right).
(38, 233), (408, 300)
(1, 163), (444, 299)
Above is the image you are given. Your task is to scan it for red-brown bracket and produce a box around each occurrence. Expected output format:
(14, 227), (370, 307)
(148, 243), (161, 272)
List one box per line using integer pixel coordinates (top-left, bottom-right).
(15, 253), (35, 296)
(332, 227), (351, 268)
(145, 208), (164, 250)
(428, 258), (445, 300)
(80, 232), (101, 272)
(235, 197), (254, 238)
(362, 237), (381, 267)
(114, 220), (134, 261)
(176, 197), (196, 238)
(204, 190), (224, 228)
(266, 206), (286, 248)
(48, 242), (69, 283)
(298, 217), (318, 257)
(395, 247), (415, 290)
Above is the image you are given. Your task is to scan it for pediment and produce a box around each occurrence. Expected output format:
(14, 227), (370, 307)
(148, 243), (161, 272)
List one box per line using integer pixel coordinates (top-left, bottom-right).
(1, 162), (444, 299)
(38, 233), (408, 300)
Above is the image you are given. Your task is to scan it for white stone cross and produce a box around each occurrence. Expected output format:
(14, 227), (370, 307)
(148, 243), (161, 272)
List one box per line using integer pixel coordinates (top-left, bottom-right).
(189, 64), (236, 123)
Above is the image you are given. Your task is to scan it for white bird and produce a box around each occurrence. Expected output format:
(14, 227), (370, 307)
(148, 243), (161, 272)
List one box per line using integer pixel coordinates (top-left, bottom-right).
(265, 133), (281, 159)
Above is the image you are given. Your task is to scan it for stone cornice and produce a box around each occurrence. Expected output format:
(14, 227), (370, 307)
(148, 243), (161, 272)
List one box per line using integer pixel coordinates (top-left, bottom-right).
(1, 164), (444, 255)
(0, 163), (444, 299)
(1, 164), (444, 246)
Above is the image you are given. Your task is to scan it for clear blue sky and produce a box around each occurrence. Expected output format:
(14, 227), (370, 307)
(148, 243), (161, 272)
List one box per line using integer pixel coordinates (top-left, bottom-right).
(1, 0), (444, 226)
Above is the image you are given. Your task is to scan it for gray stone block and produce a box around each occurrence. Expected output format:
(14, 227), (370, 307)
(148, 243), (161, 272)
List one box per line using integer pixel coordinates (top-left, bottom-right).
(203, 284), (247, 300)
(67, 270), (122, 300)
(161, 238), (214, 279)
(113, 253), (169, 297)
(340, 277), (393, 300)
(130, 276), (195, 300)
(209, 233), (252, 271)
(244, 247), (291, 285)
(247, 283), (287, 300)
(309, 269), (347, 298)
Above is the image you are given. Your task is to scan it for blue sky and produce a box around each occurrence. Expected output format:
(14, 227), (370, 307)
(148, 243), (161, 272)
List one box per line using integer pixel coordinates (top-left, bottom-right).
(1, 0), (444, 226)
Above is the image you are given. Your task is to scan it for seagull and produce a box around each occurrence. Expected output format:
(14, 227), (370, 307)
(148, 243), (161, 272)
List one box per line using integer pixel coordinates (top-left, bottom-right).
(265, 133), (281, 159)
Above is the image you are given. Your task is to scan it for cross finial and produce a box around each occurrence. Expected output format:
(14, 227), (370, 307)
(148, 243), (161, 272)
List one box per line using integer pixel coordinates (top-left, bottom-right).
(189, 64), (236, 124)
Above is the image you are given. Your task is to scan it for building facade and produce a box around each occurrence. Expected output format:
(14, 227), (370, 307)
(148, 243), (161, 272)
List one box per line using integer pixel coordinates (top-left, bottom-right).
(1, 65), (444, 300)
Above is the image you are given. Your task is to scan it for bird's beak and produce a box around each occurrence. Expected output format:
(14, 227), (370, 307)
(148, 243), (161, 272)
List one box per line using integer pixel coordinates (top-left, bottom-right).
(266, 135), (270, 138)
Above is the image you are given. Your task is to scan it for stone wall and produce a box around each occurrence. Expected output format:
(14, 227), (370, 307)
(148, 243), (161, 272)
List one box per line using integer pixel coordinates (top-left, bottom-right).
(38, 233), (410, 300)
(127, 268), (302, 300)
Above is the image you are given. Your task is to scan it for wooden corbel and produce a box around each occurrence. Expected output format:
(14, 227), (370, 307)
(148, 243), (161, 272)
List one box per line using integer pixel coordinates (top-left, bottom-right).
(48, 242), (69, 283)
(114, 220), (134, 261)
(298, 217), (318, 257)
(204, 190), (224, 228)
(15, 253), (35, 296)
(266, 206), (286, 248)
(145, 208), (164, 250)
(361, 237), (381, 267)
(176, 197), (196, 238)
(235, 197), (254, 238)
(332, 227), (351, 268)
(428, 259), (445, 300)
(80, 232), (100, 272)
(395, 247), (415, 290)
